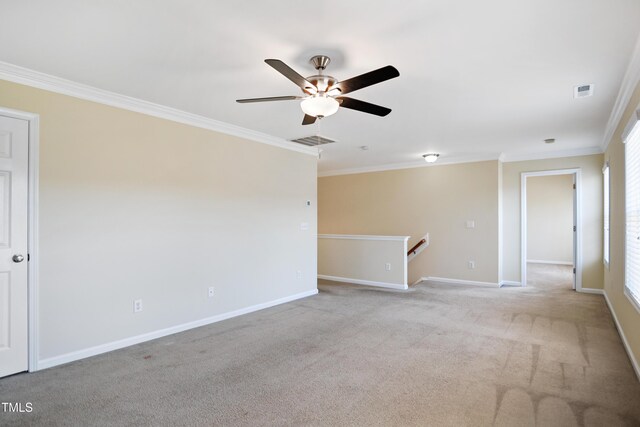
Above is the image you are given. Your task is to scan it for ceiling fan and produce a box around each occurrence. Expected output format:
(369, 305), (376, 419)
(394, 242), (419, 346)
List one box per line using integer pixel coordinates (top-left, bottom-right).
(236, 55), (400, 125)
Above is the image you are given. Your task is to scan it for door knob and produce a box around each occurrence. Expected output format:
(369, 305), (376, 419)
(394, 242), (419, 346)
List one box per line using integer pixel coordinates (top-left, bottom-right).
(12, 254), (24, 263)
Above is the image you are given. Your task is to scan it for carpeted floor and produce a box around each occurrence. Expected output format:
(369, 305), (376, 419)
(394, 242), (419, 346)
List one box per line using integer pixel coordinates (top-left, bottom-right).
(1, 263), (639, 426)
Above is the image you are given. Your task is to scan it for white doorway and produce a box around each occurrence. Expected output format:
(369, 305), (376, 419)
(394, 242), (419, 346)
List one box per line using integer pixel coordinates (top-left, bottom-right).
(0, 108), (38, 377)
(520, 169), (581, 291)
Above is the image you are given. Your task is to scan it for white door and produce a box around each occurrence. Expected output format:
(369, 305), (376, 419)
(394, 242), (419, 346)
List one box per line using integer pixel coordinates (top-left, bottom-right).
(0, 115), (29, 377)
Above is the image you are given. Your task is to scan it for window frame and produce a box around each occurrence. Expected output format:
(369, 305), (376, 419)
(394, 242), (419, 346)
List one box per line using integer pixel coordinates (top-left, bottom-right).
(623, 108), (640, 314)
(603, 161), (610, 269)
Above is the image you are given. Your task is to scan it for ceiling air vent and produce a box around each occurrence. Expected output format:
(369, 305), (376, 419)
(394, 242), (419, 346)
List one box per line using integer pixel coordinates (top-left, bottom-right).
(574, 84), (594, 98)
(290, 135), (336, 147)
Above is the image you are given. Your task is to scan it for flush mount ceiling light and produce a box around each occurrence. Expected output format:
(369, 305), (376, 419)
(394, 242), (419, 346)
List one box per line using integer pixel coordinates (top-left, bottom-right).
(300, 95), (340, 118)
(423, 153), (439, 163)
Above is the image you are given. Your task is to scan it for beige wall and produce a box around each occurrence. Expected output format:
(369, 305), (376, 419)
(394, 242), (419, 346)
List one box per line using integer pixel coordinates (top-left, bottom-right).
(319, 161), (500, 285)
(604, 79), (640, 373)
(0, 80), (317, 363)
(502, 154), (603, 289)
(526, 175), (574, 263)
(318, 236), (408, 287)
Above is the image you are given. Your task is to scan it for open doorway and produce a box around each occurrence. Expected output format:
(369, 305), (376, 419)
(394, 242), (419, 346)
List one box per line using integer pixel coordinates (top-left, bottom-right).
(520, 169), (581, 291)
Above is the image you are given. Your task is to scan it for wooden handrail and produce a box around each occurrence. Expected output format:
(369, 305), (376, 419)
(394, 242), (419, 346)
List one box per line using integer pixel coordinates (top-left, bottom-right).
(407, 239), (426, 256)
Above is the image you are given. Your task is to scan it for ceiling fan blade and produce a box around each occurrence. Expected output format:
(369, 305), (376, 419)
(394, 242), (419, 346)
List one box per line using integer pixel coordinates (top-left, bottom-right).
(236, 96), (302, 103)
(265, 59), (317, 94)
(302, 114), (317, 125)
(334, 65), (399, 95)
(336, 97), (392, 116)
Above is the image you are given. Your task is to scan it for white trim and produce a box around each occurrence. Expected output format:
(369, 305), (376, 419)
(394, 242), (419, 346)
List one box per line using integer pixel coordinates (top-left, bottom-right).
(37, 289), (318, 370)
(424, 276), (501, 288)
(318, 275), (408, 290)
(624, 288), (640, 315)
(526, 259), (573, 266)
(520, 169), (582, 292)
(0, 61), (317, 157)
(603, 291), (640, 381)
(623, 119), (640, 314)
(577, 288), (605, 295)
(602, 33), (640, 151)
(318, 153), (502, 177)
(318, 234), (410, 242)
(318, 147), (603, 177)
(411, 277), (425, 286)
(0, 107), (40, 372)
(403, 239), (408, 287)
(498, 160), (504, 284)
(500, 280), (521, 287)
(603, 160), (611, 269)
(622, 108), (640, 143)
(500, 147), (602, 163)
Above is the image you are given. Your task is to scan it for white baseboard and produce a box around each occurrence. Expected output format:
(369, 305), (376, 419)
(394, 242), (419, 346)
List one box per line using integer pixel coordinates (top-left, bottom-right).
(37, 289), (318, 371)
(527, 259), (573, 266)
(411, 277), (425, 286)
(500, 280), (522, 287)
(317, 275), (408, 290)
(603, 290), (640, 382)
(577, 288), (605, 295)
(413, 277), (519, 287)
(423, 276), (501, 288)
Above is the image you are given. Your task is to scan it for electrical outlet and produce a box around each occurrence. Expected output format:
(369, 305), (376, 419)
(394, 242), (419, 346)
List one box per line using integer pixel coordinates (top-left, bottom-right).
(385, 263), (391, 271)
(466, 220), (475, 229)
(468, 261), (475, 269)
(296, 270), (302, 279)
(208, 287), (214, 297)
(133, 299), (143, 313)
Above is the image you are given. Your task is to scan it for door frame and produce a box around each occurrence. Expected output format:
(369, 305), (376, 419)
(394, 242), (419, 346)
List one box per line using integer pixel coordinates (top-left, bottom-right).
(0, 107), (40, 372)
(520, 168), (582, 291)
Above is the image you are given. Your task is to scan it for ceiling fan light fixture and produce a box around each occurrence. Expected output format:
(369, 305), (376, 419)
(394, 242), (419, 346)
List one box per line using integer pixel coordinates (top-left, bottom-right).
(423, 153), (439, 163)
(300, 95), (340, 118)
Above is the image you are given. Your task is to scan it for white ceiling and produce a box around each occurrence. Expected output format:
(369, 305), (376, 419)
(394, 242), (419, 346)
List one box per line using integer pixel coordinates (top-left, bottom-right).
(1, 0), (640, 174)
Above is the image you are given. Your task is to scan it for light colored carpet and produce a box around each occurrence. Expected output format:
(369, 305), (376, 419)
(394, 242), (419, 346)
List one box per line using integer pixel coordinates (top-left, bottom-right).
(1, 263), (639, 426)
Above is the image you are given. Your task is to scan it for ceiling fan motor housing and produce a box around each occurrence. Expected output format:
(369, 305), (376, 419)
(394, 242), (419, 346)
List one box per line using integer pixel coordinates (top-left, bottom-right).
(306, 75), (338, 94)
(310, 55), (331, 71)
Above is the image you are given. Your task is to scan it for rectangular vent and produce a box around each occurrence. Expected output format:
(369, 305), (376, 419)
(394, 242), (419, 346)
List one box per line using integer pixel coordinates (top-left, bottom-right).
(290, 135), (336, 147)
(574, 84), (594, 98)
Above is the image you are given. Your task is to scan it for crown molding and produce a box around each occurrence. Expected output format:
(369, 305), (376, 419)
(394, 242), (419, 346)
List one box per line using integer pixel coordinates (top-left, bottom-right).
(0, 61), (318, 157)
(500, 146), (603, 163)
(318, 153), (501, 177)
(601, 33), (640, 151)
(318, 146), (604, 177)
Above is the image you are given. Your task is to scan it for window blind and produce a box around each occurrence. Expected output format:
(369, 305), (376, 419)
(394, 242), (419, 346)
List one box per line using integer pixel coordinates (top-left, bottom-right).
(625, 118), (640, 310)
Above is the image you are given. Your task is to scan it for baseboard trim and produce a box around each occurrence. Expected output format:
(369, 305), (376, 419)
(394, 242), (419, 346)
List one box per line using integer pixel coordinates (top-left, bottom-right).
(500, 280), (522, 287)
(577, 288), (605, 295)
(423, 276), (501, 288)
(527, 259), (573, 266)
(411, 277), (425, 286)
(603, 290), (640, 382)
(37, 289), (318, 370)
(318, 275), (408, 290)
